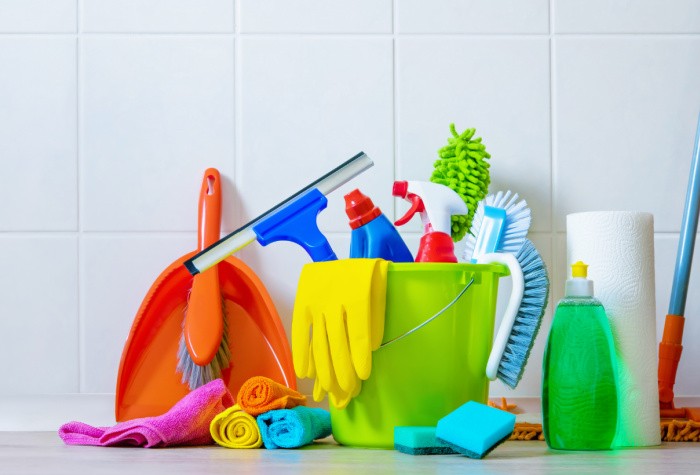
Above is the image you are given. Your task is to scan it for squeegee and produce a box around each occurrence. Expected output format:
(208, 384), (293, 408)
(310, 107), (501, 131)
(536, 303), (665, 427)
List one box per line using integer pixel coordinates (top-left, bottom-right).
(184, 152), (373, 275)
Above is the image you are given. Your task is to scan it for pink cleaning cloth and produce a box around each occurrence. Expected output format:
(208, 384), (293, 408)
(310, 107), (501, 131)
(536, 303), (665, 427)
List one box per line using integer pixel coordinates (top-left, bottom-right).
(59, 379), (234, 448)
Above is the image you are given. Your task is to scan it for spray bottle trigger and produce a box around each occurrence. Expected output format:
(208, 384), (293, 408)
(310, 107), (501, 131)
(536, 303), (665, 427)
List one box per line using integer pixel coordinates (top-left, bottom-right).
(394, 193), (425, 227)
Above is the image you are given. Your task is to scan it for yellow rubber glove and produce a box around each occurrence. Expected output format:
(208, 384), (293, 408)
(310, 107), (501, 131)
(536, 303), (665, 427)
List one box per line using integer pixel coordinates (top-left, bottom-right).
(292, 259), (388, 409)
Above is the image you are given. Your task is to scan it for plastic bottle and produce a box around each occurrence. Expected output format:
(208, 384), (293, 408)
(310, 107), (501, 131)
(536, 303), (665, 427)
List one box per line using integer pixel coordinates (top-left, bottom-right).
(392, 180), (467, 263)
(344, 189), (413, 262)
(542, 261), (618, 450)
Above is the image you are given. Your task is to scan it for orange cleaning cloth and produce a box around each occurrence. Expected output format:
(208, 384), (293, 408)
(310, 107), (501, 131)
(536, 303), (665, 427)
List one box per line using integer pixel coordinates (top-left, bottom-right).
(237, 376), (306, 416)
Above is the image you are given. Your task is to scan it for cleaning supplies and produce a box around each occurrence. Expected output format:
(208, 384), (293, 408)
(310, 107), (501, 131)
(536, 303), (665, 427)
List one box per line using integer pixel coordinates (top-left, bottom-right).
(61, 379), (234, 448)
(329, 262), (516, 448)
(344, 188), (413, 262)
(464, 190), (531, 262)
(476, 240), (549, 388)
(394, 427), (457, 455)
(658, 112), (700, 421)
(236, 376), (306, 417)
(292, 259), (389, 409)
(542, 261), (618, 450)
(465, 191), (546, 388)
(184, 152), (373, 274)
(176, 168), (231, 390)
(435, 401), (515, 459)
(431, 123), (491, 242)
(115, 176), (295, 422)
(392, 180), (467, 262)
(567, 211), (659, 447)
(257, 406), (332, 449)
(210, 404), (263, 449)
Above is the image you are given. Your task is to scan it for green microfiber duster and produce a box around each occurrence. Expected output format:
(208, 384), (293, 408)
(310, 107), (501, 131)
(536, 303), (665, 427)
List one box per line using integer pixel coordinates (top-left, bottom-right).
(394, 427), (457, 455)
(431, 124), (491, 242)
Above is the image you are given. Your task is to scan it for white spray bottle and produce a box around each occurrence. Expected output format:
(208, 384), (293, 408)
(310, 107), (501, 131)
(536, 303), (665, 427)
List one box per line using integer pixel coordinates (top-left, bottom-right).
(392, 180), (467, 262)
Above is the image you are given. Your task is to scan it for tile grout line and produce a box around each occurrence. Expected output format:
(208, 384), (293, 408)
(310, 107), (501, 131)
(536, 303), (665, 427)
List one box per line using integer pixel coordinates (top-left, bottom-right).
(392, 0), (397, 220)
(4, 32), (698, 37)
(549, 0), (559, 287)
(233, 0), (242, 227)
(76, 0), (84, 394)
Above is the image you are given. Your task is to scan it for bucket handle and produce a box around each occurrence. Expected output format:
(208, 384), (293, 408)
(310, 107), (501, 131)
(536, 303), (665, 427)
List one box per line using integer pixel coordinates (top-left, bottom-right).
(476, 252), (524, 381)
(379, 275), (476, 349)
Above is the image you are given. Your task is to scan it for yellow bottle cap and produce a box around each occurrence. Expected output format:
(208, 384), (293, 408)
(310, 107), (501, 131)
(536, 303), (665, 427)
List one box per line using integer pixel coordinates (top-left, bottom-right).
(571, 261), (588, 278)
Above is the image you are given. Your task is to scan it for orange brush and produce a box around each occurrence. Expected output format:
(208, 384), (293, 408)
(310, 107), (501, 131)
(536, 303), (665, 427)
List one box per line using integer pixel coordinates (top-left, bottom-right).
(176, 169), (231, 389)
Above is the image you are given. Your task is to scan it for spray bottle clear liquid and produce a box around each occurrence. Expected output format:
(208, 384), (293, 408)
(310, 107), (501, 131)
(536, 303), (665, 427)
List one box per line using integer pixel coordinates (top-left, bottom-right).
(542, 261), (618, 450)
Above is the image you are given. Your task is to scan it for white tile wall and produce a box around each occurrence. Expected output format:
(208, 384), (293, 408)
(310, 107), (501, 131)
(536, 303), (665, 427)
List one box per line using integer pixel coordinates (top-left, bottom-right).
(554, 37), (700, 232)
(0, 1), (699, 426)
(238, 0), (392, 34)
(238, 37), (394, 233)
(0, 38), (77, 231)
(397, 0), (550, 34)
(396, 37), (551, 232)
(80, 36), (235, 232)
(0, 0), (76, 33)
(554, 0), (700, 34)
(0, 236), (79, 394)
(80, 234), (194, 392)
(81, 0), (234, 33)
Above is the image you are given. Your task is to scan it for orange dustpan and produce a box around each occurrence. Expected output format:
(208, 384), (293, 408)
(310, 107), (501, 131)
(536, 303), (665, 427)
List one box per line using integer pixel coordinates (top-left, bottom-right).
(115, 169), (295, 422)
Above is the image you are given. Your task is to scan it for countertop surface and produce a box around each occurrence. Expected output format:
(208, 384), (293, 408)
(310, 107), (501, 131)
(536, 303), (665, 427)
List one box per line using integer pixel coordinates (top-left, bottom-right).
(1, 432), (699, 474)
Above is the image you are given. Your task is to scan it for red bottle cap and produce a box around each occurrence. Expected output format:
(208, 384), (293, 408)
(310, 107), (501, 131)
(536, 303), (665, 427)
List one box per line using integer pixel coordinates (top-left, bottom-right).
(415, 231), (457, 263)
(344, 189), (382, 229)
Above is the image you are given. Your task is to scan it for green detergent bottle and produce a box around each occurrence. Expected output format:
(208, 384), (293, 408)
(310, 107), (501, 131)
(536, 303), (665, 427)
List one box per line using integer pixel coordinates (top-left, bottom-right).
(542, 261), (618, 450)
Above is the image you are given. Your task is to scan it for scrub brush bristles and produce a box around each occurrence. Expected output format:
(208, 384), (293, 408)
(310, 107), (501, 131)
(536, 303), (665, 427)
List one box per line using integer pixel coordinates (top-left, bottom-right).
(464, 191), (532, 261)
(497, 239), (549, 388)
(431, 123), (491, 242)
(176, 301), (231, 390)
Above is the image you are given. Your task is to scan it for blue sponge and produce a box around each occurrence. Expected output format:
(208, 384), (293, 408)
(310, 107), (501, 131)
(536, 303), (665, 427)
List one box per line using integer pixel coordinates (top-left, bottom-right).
(435, 401), (515, 459)
(394, 427), (457, 455)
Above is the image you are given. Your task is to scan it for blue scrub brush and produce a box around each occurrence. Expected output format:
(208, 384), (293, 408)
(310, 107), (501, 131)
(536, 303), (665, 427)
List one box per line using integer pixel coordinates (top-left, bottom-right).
(496, 239), (549, 388)
(476, 240), (549, 388)
(468, 190), (548, 388)
(464, 190), (531, 262)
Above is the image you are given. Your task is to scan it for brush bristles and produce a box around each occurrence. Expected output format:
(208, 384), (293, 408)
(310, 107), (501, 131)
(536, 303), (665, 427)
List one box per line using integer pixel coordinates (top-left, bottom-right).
(497, 239), (549, 388)
(176, 300), (231, 390)
(464, 191), (531, 261)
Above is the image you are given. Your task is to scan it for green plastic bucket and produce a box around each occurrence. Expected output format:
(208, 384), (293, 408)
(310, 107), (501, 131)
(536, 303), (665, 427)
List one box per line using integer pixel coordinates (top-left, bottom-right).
(329, 262), (509, 448)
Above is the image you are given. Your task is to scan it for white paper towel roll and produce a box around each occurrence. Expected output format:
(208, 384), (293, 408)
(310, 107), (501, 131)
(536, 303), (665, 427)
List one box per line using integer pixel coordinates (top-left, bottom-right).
(567, 211), (660, 447)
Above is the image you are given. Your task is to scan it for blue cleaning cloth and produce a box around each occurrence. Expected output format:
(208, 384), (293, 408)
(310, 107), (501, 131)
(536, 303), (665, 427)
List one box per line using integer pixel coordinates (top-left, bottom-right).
(256, 406), (332, 449)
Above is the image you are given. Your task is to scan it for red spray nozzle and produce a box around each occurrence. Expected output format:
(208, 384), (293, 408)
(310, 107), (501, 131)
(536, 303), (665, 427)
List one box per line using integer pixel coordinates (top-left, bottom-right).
(392, 180), (409, 199)
(344, 189), (381, 229)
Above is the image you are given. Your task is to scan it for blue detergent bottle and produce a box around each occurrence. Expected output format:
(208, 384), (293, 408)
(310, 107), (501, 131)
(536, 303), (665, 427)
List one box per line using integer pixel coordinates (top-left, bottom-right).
(344, 189), (413, 262)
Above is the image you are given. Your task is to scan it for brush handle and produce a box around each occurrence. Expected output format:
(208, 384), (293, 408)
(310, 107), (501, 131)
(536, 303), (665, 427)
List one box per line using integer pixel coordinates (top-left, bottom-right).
(198, 168), (222, 250)
(477, 252), (524, 381)
(186, 168), (225, 366)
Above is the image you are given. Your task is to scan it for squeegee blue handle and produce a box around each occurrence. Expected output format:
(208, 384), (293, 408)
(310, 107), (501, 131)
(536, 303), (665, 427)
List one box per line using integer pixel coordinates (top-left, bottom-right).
(253, 188), (337, 263)
(669, 113), (700, 316)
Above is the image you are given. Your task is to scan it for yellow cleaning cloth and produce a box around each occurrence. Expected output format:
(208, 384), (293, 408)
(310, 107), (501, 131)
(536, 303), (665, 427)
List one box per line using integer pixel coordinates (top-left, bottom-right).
(292, 258), (388, 409)
(209, 404), (262, 449)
